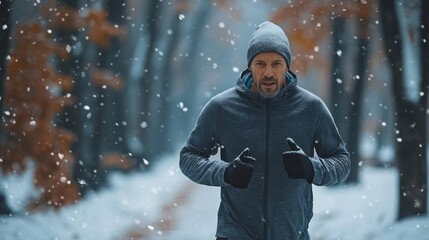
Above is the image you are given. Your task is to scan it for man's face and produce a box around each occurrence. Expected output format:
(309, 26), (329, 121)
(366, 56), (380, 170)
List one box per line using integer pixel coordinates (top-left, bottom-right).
(249, 52), (287, 98)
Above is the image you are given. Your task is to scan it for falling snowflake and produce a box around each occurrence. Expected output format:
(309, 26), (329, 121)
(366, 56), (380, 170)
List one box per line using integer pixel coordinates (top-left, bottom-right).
(336, 50), (342, 56)
(60, 177), (67, 183)
(143, 158), (149, 165)
(78, 179), (87, 185)
(177, 102), (188, 112)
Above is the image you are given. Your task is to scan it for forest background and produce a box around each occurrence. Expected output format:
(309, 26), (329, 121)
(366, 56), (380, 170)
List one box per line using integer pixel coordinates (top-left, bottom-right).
(0, 0), (427, 233)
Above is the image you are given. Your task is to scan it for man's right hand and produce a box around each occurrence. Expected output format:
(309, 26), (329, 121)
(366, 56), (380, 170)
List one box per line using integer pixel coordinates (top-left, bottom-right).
(224, 148), (256, 188)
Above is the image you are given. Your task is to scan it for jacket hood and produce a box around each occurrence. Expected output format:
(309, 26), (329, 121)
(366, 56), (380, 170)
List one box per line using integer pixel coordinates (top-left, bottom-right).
(236, 68), (298, 103)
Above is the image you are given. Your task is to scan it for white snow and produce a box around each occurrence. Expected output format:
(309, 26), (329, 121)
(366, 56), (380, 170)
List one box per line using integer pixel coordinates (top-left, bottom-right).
(0, 154), (428, 240)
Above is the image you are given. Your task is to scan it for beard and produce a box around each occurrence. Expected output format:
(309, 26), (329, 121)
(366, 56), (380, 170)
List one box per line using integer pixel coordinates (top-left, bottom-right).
(256, 77), (281, 98)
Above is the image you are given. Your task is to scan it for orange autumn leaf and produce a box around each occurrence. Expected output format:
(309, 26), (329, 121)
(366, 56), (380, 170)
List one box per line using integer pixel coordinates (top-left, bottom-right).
(101, 152), (135, 171)
(271, 0), (374, 74)
(1, 21), (80, 210)
(85, 10), (126, 48)
(91, 69), (124, 90)
(41, 0), (86, 31)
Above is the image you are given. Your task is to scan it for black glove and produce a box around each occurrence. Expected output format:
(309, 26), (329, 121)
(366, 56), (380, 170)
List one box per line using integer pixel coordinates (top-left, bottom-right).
(224, 148), (256, 188)
(282, 138), (314, 183)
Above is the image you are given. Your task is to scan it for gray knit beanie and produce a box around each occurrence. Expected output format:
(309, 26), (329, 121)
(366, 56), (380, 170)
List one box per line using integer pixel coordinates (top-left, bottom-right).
(247, 21), (291, 68)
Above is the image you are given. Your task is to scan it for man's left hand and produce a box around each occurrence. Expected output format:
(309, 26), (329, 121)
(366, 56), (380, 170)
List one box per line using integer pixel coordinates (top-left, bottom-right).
(282, 138), (314, 183)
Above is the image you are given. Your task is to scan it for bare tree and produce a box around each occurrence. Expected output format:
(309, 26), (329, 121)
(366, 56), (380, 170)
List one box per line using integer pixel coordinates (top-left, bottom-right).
(91, 0), (129, 184)
(329, 15), (348, 138)
(0, 0), (12, 114)
(175, 0), (212, 139)
(53, 0), (98, 195)
(136, 0), (165, 163)
(0, 0), (13, 215)
(345, 3), (373, 183)
(378, 0), (427, 220)
(156, 2), (187, 154)
(100, 0), (129, 158)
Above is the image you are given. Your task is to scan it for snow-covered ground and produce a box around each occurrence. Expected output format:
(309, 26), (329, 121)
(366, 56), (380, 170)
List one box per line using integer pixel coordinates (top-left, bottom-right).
(0, 153), (428, 240)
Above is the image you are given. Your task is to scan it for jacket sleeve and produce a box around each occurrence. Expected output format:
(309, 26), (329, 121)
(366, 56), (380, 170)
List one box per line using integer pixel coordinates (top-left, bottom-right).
(310, 100), (351, 186)
(179, 98), (229, 187)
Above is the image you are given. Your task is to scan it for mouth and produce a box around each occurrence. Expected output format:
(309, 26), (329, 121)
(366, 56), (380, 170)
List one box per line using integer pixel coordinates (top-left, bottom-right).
(261, 82), (277, 90)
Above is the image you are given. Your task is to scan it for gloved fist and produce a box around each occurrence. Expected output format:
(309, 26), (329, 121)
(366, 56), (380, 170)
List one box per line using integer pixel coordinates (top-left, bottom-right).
(282, 138), (314, 183)
(224, 148), (256, 188)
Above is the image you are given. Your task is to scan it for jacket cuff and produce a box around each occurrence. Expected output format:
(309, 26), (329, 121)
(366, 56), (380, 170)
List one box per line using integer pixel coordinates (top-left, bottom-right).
(309, 157), (322, 185)
(218, 160), (230, 187)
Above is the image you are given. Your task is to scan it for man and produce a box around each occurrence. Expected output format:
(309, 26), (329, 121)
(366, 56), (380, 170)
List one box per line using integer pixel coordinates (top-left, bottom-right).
(179, 21), (350, 240)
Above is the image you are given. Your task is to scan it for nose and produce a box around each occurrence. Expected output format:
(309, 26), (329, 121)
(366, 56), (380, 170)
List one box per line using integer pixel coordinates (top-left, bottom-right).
(263, 66), (273, 78)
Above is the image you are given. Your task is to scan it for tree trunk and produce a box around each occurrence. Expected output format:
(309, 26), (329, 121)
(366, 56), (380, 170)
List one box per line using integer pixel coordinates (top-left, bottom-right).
(137, 0), (164, 163)
(417, 0), (429, 217)
(174, 1), (211, 143)
(378, 0), (427, 220)
(156, 8), (183, 155)
(0, 0), (13, 216)
(0, 0), (12, 114)
(101, 0), (129, 156)
(91, 0), (129, 184)
(345, 11), (371, 183)
(55, 0), (100, 195)
(329, 15), (347, 137)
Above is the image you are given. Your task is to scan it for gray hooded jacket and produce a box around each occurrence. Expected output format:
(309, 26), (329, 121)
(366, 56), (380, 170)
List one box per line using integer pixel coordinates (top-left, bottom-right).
(180, 69), (350, 240)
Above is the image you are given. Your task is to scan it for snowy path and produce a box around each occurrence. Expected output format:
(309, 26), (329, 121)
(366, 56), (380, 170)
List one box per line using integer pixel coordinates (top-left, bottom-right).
(1, 154), (428, 240)
(128, 182), (219, 240)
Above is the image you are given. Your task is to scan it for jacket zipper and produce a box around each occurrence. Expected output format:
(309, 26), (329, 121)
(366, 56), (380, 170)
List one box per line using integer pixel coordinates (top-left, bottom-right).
(262, 98), (270, 239)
